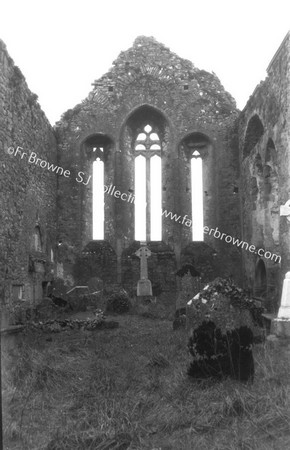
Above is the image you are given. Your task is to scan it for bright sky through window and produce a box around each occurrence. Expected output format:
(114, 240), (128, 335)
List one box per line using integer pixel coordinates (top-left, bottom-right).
(191, 153), (203, 241)
(144, 125), (152, 133)
(92, 158), (104, 240)
(134, 123), (162, 241)
(150, 155), (162, 240)
(135, 155), (146, 241)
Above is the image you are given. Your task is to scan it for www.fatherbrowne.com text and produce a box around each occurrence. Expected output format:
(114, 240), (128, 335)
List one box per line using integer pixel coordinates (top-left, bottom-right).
(6, 146), (281, 263)
(161, 209), (281, 263)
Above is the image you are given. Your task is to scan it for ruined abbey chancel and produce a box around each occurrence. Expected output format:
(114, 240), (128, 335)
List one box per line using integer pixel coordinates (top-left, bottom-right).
(1, 33), (290, 323)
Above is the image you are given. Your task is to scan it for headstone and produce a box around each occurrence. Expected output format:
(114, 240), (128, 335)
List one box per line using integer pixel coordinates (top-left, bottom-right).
(135, 243), (152, 296)
(173, 269), (201, 329)
(280, 200), (290, 222)
(186, 278), (264, 381)
(271, 271), (290, 337)
(176, 270), (201, 311)
(277, 272), (290, 319)
(273, 201), (290, 337)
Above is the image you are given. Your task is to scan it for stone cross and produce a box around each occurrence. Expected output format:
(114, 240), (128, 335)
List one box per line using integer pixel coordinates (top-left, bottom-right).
(280, 200), (290, 222)
(135, 243), (152, 296)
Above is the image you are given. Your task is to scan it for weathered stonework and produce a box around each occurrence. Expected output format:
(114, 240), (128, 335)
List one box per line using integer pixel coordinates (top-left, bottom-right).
(0, 39), (57, 315)
(1, 32), (290, 320)
(238, 32), (290, 312)
(55, 36), (241, 292)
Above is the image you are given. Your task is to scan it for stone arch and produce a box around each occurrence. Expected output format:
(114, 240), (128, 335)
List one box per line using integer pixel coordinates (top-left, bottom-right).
(179, 132), (212, 159)
(121, 105), (170, 242)
(243, 115), (264, 158)
(121, 103), (172, 141)
(125, 104), (169, 153)
(82, 133), (114, 163)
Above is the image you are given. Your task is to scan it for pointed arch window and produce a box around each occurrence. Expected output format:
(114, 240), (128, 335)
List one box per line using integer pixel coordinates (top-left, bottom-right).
(134, 124), (162, 241)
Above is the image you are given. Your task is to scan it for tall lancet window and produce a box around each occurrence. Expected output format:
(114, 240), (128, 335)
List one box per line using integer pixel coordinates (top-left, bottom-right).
(134, 124), (162, 241)
(83, 134), (113, 241)
(191, 150), (203, 241)
(181, 132), (210, 242)
(92, 151), (104, 240)
(150, 154), (162, 240)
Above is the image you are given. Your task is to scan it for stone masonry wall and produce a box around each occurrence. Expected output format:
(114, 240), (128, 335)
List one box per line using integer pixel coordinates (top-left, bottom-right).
(1, 32), (289, 310)
(238, 32), (290, 311)
(0, 39), (57, 312)
(55, 36), (242, 291)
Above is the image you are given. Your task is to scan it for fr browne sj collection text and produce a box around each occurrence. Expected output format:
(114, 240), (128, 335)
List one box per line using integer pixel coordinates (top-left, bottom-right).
(7, 146), (91, 185)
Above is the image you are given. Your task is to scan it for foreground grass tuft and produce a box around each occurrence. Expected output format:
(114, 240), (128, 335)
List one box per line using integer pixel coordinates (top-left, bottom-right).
(2, 316), (290, 449)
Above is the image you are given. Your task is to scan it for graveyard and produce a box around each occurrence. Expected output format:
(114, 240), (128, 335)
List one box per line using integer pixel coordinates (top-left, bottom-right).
(1, 27), (290, 450)
(2, 301), (290, 450)
(2, 250), (290, 449)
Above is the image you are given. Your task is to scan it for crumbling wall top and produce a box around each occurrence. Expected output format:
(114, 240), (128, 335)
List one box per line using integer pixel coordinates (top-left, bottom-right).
(267, 30), (290, 74)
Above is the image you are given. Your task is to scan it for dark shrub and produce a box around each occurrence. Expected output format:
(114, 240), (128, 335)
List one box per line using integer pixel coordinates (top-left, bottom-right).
(175, 308), (186, 318)
(173, 309), (187, 330)
(67, 294), (90, 312)
(188, 321), (254, 382)
(173, 315), (186, 330)
(106, 289), (131, 314)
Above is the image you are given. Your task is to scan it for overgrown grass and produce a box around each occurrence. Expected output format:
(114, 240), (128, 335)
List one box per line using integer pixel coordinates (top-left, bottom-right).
(2, 315), (290, 449)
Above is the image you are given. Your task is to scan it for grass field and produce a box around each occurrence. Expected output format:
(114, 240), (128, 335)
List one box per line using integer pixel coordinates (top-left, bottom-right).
(2, 313), (290, 450)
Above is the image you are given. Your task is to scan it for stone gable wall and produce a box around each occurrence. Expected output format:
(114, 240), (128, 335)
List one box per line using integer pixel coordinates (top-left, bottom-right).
(55, 36), (241, 291)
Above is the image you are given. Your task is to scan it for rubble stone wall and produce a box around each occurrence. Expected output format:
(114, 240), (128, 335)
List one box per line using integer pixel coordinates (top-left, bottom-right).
(0, 40), (58, 310)
(238, 32), (290, 311)
(2, 32), (289, 308)
(55, 36), (242, 291)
